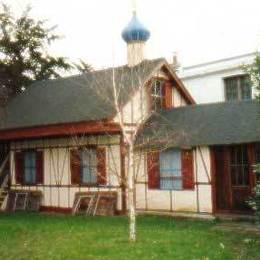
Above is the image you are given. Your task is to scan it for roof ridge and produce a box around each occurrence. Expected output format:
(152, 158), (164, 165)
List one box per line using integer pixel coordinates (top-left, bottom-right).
(29, 57), (166, 87)
(182, 52), (257, 70)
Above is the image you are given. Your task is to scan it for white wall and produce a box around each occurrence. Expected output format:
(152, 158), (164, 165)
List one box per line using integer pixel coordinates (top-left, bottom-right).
(10, 135), (123, 210)
(178, 53), (257, 104)
(135, 146), (213, 214)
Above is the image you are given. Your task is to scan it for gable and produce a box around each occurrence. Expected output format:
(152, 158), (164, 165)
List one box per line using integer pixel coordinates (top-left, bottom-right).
(113, 60), (195, 125)
(160, 63), (195, 106)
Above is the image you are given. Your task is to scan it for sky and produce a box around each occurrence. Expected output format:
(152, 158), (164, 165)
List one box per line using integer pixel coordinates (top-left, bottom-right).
(4, 0), (260, 70)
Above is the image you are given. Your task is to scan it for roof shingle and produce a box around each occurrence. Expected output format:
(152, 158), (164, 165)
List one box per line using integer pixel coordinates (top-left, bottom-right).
(136, 100), (260, 148)
(0, 58), (165, 130)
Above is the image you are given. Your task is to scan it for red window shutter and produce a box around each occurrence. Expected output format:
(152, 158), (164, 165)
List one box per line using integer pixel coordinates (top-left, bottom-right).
(182, 150), (194, 189)
(70, 149), (81, 185)
(164, 82), (173, 109)
(15, 152), (24, 184)
(147, 151), (160, 189)
(97, 147), (106, 185)
(36, 151), (44, 184)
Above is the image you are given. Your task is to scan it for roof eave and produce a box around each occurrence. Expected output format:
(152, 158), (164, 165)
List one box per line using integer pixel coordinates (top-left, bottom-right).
(0, 120), (121, 141)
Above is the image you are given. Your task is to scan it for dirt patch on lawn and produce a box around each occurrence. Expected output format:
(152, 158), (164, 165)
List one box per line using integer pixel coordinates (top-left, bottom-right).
(213, 222), (260, 236)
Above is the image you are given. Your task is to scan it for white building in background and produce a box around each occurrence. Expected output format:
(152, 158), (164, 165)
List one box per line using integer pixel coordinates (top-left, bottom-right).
(178, 52), (257, 104)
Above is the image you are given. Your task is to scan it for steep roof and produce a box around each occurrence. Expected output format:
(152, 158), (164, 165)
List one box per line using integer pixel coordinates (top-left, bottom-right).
(0, 58), (166, 130)
(136, 100), (260, 148)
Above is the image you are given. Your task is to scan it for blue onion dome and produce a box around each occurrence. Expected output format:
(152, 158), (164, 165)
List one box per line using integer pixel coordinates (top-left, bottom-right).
(122, 12), (150, 43)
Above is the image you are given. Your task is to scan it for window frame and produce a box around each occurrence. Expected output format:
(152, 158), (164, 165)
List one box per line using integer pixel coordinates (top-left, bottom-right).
(159, 148), (183, 190)
(230, 145), (250, 187)
(79, 146), (98, 186)
(150, 79), (165, 112)
(224, 74), (252, 101)
(23, 150), (37, 185)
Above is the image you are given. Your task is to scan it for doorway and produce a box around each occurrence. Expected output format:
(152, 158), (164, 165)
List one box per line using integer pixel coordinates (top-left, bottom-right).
(213, 144), (256, 213)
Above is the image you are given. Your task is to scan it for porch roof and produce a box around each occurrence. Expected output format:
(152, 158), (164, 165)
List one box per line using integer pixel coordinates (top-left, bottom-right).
(0, 58), (165, 130)
(136, 100), (260, 148)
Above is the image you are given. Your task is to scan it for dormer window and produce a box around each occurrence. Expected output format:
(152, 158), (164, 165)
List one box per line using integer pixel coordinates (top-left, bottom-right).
(151, 80), (165, 112)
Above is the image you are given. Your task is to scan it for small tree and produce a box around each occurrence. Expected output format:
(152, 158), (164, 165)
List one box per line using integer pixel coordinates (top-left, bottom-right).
(0, 4), (93, 104)
(248, 165), (260, 224)
(68, 58), (177, 242)
(246, 53), (260, 222)
(246, 53), (260, 100)
(0, 4), (73, 99)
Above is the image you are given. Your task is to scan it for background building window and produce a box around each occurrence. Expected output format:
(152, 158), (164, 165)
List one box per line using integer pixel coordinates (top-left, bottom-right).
(151, 80), (165, 111)
(24, 151), (36, 184)
(81, 148), (97, 184)
(159, 148), (182, 190)
(224, 75), (252, 101)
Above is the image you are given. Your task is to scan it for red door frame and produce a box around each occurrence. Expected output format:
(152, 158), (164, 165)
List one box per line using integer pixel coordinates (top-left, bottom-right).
(210, 143), (257, 215)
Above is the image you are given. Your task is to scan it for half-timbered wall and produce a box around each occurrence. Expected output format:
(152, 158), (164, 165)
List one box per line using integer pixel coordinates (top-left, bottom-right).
(9, 135), (123, 210)
(135, 146), (212, 213)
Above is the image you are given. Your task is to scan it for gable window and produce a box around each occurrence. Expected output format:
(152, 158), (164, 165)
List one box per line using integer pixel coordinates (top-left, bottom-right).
(70, 147), (106, 186)
(24, 151), (36, 184)
(151, 80), (165, 111)
(147, 149), (194, 190)
(224, 75), (252, 101)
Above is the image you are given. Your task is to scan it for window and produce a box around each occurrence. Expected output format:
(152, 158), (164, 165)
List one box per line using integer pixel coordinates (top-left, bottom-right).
(160, 149), (182, 190)
(255, 144), (260, 182)
(255, 144), (260, 163)
(224, 75), (252, 101)
(70, 147), (106, 186)
(151, 80), (165, 111)
(147, 148), (194, 190)
(24, 151), (36, 184)
(80, 148), (97, 184)
(15, 150), (43, 185)
(230, 145), (249, 186)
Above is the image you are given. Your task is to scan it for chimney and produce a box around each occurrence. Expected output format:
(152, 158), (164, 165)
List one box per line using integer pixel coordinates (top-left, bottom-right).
(172, 52), (180, 71)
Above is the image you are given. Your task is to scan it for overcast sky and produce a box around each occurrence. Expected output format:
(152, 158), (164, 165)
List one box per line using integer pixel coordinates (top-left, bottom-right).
(5, 0), (260, 69)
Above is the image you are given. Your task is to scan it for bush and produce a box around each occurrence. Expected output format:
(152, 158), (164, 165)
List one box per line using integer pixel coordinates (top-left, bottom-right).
(248, 164), (260, 224)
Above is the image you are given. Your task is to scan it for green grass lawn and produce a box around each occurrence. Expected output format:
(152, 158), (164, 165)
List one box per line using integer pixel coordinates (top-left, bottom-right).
(0, 213), (259, 259)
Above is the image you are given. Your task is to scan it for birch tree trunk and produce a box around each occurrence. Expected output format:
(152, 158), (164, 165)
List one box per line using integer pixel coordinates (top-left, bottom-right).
(128, 142), (136, 242)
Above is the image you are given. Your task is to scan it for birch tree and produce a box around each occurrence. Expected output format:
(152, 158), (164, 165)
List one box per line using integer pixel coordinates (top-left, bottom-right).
(67, 57), (182, 242)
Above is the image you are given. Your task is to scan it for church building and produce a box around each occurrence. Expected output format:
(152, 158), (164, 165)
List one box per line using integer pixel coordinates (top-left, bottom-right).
(0, 11), (259, 217)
